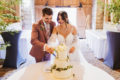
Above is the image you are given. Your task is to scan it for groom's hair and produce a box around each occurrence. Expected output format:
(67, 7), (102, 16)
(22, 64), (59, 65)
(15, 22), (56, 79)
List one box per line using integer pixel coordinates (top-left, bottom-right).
(42, 7), (53, 16)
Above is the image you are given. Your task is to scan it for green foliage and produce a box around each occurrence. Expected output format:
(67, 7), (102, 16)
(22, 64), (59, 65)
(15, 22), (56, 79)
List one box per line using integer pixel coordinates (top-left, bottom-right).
(0, 0), (21, 31)
(0, 42), (11, 50)
(51, 64), (73, 72)
(106, 0), (120, 23)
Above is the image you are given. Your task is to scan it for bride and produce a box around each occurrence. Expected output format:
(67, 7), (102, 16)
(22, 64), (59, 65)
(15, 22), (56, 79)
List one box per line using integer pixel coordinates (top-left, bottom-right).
(46, 11), (80, 61)
(45, 11), (115, 80)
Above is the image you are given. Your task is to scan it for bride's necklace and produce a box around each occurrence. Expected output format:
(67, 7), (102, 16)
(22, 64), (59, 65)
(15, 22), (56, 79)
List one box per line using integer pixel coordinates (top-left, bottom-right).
(59, 24), (71, 40)
(60, 24), (68, 32)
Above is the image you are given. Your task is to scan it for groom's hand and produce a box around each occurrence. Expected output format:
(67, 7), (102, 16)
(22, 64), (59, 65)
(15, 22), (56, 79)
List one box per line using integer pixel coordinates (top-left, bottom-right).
(69, 47), (75, 53)
(45, 45), (54, 54)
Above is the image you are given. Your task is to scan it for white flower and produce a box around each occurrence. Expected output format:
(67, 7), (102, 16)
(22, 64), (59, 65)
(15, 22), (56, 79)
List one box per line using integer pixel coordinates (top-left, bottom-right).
(55, 43), (67, 53)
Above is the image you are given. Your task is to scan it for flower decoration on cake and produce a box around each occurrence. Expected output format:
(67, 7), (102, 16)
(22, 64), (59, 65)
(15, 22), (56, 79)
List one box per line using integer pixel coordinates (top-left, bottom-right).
(55, 43), (67, 53)
(52, 43), (67, 57)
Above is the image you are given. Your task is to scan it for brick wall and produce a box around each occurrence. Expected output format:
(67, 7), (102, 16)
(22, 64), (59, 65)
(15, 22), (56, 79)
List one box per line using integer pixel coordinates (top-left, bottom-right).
(92, 0), (105, 29)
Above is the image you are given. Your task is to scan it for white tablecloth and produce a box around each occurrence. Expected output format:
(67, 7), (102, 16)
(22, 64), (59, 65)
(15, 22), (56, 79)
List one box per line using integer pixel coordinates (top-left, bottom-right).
(0, 35), (6, 59)
(6, 61), (115, 80)
(19, 30), (32, 59)
(86, 30), (107, 59)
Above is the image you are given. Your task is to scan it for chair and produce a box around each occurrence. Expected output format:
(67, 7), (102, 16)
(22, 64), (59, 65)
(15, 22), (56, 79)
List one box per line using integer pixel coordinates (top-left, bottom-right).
(104, 31), (120, 69)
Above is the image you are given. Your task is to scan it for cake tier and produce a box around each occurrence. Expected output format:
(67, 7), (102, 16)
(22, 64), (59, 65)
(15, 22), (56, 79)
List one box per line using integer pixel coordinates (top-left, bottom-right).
(52, 68), (73, 79)
(57, 50), (68, 60)
(54, 59), (70, 68)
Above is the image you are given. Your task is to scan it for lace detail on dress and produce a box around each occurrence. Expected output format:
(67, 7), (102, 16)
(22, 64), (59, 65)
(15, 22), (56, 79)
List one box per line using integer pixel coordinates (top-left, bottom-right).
(48, 26), (81, 61)
(57, 27), (74, 46)
(48, 27), (77, 48)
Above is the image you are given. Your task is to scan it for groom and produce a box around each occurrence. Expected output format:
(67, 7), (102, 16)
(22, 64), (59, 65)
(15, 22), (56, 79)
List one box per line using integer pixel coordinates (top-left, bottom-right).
(30, 7), (55, 62)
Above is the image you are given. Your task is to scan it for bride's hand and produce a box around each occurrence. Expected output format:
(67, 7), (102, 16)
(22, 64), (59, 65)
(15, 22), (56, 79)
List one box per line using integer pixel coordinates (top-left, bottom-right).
(45, 45), (54, 54)
(69, 47), (75, 53)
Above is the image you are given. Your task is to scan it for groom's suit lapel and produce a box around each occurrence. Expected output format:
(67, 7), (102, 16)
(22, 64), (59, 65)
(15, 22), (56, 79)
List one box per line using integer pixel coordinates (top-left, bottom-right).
(38, 20), (48, 42)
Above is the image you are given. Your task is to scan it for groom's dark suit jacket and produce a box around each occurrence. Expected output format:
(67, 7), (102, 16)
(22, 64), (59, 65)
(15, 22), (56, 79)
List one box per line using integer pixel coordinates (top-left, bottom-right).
(30, 20), (55, 62)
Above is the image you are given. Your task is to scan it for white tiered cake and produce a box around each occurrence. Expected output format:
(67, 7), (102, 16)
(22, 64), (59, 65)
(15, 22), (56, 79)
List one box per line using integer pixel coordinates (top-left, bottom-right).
(51, 44), (73, 79)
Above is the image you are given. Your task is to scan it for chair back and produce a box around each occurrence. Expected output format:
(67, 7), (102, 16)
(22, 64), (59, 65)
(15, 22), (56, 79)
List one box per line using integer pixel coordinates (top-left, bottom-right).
(104, 31), (120, 69)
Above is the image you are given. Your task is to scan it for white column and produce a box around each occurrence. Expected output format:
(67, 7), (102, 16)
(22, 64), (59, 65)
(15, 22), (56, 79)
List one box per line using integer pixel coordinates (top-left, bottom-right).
(21, 0), (35, 30)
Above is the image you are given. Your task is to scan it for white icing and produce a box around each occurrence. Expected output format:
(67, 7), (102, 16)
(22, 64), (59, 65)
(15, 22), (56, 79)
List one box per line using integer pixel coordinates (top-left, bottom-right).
(52, 68), (73, 79)
(54, 59), (70, 68)
(56, 49), (68, 60)
(52, 47), (73, 79)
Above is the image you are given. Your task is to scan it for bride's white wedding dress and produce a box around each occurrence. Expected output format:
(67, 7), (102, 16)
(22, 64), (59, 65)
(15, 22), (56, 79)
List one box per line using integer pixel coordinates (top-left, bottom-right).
(5, 29), (115, 80)
(49, 31), (82, 62)
(48, 30), (115, 80)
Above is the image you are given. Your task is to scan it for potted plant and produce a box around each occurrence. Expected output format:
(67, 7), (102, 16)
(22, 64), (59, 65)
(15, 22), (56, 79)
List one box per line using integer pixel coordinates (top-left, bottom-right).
(106, 0), (120, 24)
(0, 0), (20, 31)
(0, 0), (25, 68)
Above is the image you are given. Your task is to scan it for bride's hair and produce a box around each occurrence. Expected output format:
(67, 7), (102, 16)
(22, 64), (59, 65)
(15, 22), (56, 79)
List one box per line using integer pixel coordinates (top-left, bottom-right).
(57, 11), (69, 24)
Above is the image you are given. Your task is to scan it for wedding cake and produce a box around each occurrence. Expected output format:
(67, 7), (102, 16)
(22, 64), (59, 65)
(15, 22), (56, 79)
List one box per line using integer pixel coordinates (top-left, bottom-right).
(50, 44), (73, 79)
